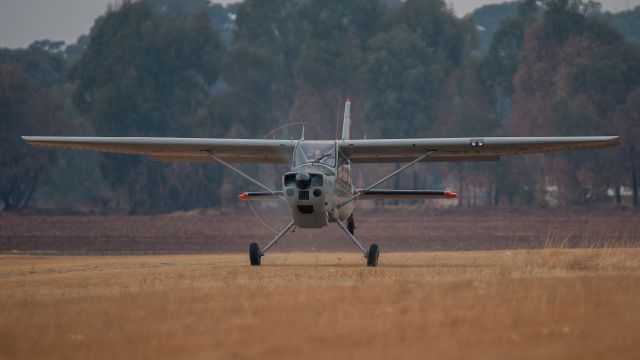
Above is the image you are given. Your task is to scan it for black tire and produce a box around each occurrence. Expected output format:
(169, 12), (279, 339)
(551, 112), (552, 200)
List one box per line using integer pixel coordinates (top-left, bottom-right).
(249, 242), (262, 266)
(347, 215), (356, 235)
(366, 244), (379, 267)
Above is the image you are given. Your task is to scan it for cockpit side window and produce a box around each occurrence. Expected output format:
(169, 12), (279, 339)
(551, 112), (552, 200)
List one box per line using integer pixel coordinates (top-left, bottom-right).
(293, 142), (336, 168)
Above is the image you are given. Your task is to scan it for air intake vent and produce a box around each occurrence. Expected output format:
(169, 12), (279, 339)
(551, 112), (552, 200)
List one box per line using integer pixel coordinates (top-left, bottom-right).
(298, 191), (309, 200)
(284, 174), (296, 186)
(297, 205), (314, 214)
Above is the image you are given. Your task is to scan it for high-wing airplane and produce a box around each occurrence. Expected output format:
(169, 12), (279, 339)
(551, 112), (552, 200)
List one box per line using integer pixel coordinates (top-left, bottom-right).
(23, 98), (620, 266)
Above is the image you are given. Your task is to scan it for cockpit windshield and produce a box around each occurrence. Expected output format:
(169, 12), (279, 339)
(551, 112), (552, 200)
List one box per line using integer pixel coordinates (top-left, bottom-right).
(293, 141), (336, 168)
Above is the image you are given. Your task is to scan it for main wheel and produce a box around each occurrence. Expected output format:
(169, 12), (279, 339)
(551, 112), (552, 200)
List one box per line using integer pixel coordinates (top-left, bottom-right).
(249, 242), (262, 266)
(366, 244), (379, 267)
(347, 215), (356, 235)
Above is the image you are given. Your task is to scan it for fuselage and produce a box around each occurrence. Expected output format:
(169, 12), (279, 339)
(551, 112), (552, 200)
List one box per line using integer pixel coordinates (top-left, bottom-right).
(282, 140), (355, 228)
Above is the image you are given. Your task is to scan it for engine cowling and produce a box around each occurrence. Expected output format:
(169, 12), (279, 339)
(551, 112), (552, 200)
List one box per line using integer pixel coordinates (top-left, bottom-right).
(283, 171), (328, 228)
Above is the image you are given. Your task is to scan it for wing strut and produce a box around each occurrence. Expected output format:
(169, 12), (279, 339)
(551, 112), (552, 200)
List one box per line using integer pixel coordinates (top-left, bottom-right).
(202, 150), (287, 204)
(337, 150), (436, 209)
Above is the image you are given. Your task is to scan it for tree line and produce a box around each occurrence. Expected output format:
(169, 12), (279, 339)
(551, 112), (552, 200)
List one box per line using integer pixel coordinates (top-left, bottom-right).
(0, 0), (638, 213)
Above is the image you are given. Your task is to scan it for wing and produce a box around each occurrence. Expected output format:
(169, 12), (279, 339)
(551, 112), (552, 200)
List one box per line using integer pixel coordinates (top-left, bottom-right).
(22, 136), (296, 164)
(338, 136), (620, 163)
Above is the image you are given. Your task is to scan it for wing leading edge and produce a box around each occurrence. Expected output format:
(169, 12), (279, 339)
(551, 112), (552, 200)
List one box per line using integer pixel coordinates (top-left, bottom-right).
(22, 135), (620, 164)
(21, 136), (297, 164)
(338, 136), (620, 163)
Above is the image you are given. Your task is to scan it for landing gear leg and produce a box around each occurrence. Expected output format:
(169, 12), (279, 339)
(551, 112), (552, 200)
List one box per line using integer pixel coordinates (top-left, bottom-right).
(249, 220), (295, 266)
(337, 219), (379, 267)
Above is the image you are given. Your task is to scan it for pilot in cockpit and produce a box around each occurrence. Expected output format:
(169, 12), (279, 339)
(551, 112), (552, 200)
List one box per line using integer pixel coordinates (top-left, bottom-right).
(295, 143), (336, 167)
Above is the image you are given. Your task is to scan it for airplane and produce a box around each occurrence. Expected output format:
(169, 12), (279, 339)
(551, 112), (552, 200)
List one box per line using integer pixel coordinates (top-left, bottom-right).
(22, 98), (620, 266)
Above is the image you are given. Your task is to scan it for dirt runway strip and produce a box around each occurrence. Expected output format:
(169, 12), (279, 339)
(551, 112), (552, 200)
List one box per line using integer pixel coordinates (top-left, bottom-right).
(1, 250), (640, 360)
(2, 209), (639, 254)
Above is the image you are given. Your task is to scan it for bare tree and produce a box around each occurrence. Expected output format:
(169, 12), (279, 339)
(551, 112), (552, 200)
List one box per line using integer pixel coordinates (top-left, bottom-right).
(0, 64), (62, 210)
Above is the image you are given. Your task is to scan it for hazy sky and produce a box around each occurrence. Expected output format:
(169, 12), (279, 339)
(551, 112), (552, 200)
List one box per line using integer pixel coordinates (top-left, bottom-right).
(1, 0), (638, 49)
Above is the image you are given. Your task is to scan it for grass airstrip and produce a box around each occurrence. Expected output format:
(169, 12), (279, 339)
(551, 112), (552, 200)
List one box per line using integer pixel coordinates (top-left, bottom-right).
(1, 249), (639, 359)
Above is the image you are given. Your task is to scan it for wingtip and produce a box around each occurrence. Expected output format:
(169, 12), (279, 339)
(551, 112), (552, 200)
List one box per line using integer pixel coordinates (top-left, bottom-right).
(444, 191), (458, 199)
(239, 192), (249, 200)
(21, 136), (39, 145)
(611, 136), (621, 145)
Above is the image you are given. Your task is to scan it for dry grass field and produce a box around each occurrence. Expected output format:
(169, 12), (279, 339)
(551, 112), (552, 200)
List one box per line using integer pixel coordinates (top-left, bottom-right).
(1, 210), (639, 359)
(1, 249), (640, 360)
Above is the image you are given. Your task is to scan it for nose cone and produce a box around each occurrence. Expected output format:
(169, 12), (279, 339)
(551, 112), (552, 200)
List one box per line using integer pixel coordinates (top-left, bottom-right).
(295, 172), (311, 189)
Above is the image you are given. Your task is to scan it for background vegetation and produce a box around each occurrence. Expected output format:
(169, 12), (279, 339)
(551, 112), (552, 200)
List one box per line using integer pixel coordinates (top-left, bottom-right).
(1, 0), (638, 213)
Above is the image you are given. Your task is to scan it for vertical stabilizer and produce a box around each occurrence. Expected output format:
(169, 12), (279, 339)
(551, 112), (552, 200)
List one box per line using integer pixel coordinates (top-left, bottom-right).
(342, 98), (351, 140)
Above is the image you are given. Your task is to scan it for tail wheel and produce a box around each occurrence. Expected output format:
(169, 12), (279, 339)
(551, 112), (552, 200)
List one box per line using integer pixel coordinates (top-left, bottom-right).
(366, 244), (379, 267)
(249, 242), (262, 266)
